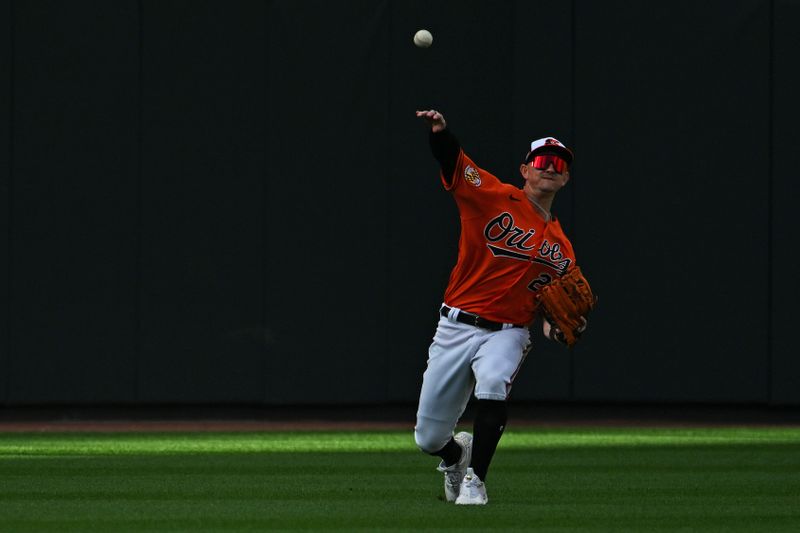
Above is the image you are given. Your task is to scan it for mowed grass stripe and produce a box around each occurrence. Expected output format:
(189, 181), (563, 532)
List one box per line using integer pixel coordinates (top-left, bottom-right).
(0, 429), (798, 532)
(1, 427), (799, 456)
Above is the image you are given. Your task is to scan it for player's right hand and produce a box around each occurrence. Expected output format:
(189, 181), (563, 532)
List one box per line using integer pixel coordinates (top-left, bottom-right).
(415, 110), (447, 133)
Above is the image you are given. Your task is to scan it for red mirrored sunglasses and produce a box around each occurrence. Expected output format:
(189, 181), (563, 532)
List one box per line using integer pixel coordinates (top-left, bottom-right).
(529, 154), (568, 174)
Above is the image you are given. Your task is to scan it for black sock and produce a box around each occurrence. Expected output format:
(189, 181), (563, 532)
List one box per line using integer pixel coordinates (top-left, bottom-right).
(432, 436), (462, 467)
(471, 399), (508, 481)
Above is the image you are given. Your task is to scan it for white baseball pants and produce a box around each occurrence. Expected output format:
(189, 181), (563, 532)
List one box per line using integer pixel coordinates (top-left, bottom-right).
(414, 308), (531, 454)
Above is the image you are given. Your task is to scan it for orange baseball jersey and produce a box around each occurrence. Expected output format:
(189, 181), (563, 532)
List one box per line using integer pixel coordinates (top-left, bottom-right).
(441, 150), (576, 325)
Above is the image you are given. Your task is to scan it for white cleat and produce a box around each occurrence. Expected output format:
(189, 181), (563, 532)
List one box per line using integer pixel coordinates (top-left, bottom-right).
(455, 467), (488, 505)
(437, 431), (473, 502)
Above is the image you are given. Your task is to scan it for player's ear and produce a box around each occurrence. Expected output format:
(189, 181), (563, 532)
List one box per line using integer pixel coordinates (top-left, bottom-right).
(562, 170), (571, 185)
(519, 163), (529, 178)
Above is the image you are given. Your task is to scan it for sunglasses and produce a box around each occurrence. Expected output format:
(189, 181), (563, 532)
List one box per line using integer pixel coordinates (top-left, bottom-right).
(529, 154), (568, 174)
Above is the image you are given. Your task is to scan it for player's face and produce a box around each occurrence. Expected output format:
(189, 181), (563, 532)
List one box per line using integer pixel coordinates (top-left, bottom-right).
(520, 154), (570, 196)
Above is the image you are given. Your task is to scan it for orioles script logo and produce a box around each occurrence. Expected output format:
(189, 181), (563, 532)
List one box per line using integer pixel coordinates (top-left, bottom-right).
(483, 212), (574, 273)
(535, 239), (572, 273)
(484, 212), (536, 260)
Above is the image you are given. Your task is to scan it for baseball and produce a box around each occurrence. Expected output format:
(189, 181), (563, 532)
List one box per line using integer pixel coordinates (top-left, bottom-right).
(413, 29), (433, 48)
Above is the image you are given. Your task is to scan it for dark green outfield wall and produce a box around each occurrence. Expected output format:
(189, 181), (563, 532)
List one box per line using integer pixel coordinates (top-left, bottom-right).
(1, 0), (798, 405)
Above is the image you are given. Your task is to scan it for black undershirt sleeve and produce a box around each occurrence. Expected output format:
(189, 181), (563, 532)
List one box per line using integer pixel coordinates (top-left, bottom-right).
(429, 129), (460, 185)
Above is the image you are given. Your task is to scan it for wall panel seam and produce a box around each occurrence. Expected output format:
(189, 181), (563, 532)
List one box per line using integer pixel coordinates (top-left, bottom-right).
(5, 0), (15, 405)
(766, 0), (774, 404)
(134, 0), (144, 403)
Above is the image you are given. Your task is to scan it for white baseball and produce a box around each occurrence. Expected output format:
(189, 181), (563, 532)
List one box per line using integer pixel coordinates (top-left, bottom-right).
(413, 29), (433, 48)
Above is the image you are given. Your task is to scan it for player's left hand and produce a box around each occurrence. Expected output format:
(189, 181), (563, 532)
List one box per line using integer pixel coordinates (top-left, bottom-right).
(544, 317), (587, 345)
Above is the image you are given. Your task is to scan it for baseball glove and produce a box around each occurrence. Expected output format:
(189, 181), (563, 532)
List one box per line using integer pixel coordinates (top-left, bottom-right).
(538, 266), (597, 347)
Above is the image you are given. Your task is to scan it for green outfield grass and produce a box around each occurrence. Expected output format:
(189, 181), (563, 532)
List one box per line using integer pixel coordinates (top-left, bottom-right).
(1, 427), (799, 532)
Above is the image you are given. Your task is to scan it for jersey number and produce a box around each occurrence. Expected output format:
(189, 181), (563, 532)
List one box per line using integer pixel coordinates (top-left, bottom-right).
(527, 273), (552, 292)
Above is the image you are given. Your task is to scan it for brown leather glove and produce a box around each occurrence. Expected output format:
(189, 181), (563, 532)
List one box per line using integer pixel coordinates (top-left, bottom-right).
(538, 266), (597, 347)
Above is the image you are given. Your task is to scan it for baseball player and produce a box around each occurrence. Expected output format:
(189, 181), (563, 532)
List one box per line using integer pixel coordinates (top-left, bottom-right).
(413, 109), (583, 505)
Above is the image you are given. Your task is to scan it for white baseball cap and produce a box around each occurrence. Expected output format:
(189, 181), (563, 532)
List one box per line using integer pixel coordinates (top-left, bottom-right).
(523, 137), (574, 165)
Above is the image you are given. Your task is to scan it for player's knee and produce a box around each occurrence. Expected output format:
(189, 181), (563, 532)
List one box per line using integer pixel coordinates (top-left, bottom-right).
(414, 428), (446, 454)
(414, 420), (451, 454)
